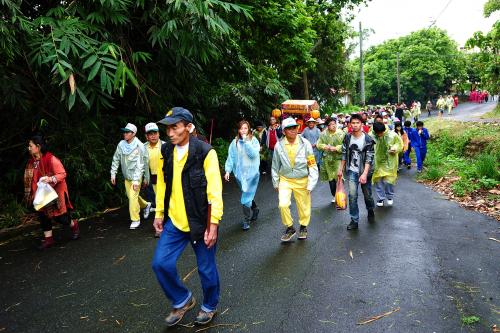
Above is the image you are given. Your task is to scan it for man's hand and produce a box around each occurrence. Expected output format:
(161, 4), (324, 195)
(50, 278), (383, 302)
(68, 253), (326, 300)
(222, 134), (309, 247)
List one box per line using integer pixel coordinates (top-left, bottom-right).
(204, 223), (218, 249)
(133, 184), (140, 191)
(224, 172), (230, 182)
(111, 177), (116, 186)
(153, 217), (164, 234)
(359, 173), (368, 185)
(39, 176), (50, 183)
(337, 169), (343, 179)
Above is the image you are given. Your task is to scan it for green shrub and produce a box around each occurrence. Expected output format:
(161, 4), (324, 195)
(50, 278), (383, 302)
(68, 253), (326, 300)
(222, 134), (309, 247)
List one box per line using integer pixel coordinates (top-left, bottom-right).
(452, 178), (479, 197)
(476, 177), (499, 190)
(212, 137), (230, 168)
(423, 166), (445, 181)
(475, 153), (499, 180)
(461, 315), (480, 326)
(0, 196), (27, 229)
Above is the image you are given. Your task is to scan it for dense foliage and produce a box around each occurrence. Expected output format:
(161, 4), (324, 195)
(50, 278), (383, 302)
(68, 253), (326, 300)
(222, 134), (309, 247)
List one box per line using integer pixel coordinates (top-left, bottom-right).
(419, 118), (500, 198)
(350, 28), (467, 104)
(0, 0), (367, 227)
(465, 2), (499, 95)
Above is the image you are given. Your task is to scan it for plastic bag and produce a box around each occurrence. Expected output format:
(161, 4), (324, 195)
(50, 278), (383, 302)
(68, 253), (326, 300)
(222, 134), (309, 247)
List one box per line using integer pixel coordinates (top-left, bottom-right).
(33, 180), (58, 211)
(335, 176), (347, 210)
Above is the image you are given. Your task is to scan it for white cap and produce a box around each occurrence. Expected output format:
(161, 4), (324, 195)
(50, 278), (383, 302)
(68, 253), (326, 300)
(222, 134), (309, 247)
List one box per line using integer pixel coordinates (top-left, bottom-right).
(144, 122), (159, 133)
(307, 118), (318, 123)
(121, 123), (137, 134)
(282, 117), (298, 129)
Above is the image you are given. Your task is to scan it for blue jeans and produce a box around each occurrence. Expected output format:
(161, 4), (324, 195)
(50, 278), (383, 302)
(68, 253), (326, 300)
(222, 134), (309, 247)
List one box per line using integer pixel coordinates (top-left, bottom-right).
(152, 219), (220, 312)
(347, 170), (375, 223)
(374, 179), (394, 200)
(414, 146), (427, 171)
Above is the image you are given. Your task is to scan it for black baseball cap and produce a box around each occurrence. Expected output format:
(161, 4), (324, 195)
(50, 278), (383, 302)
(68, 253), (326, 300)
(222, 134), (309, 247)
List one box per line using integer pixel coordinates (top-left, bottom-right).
(158, 107), (193, 125)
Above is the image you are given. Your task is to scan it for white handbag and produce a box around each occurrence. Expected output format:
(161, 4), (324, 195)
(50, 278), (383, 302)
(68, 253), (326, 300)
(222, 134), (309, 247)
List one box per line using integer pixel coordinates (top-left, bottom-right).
(33, 180), (58, 211)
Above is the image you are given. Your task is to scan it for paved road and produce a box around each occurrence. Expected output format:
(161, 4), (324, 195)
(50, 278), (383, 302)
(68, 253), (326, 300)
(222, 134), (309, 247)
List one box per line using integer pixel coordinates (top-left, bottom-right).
(1, 169), (499, 332)
(419, 100), (497, 122)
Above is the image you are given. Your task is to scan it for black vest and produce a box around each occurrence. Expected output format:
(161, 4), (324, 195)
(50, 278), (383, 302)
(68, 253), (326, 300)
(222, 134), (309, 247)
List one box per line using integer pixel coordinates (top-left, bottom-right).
(161, 137), (212, 241)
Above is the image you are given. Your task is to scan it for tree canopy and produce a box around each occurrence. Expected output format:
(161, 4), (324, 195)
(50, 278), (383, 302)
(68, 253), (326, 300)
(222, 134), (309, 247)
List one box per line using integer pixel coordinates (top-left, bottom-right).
(350, 27), (466, 104)
(465, 1), (499, 94)
(0, 0), (367, 222)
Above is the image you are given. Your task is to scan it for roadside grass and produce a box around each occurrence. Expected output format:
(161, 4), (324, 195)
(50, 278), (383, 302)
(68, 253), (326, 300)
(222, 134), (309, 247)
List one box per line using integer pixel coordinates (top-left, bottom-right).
(480, 102), (500, 119)
(418, 118), (500, 197)
(460, 315), (480, 326)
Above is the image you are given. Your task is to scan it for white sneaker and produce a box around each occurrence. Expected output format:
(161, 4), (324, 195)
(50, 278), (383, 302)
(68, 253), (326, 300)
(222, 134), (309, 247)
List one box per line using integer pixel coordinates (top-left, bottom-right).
(130, 221), (141, 229)
(387, 199), (394, 206)
(331, 198), (335, 203)
(376, 200), (384, 207)
(143, 202), (152, 219)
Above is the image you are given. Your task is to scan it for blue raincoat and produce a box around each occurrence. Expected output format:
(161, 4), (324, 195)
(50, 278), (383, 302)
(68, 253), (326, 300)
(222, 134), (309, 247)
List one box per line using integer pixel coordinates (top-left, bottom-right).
(225, 137), (261, 207)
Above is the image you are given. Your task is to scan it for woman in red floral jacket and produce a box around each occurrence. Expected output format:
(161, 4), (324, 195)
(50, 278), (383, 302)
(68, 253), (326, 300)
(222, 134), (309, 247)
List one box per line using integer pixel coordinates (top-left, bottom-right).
(24, 135), (79, 249)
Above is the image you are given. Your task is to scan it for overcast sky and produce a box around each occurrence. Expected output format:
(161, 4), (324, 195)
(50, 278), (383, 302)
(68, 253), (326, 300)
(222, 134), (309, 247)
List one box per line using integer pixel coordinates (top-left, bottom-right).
(349, 0), (499, 51)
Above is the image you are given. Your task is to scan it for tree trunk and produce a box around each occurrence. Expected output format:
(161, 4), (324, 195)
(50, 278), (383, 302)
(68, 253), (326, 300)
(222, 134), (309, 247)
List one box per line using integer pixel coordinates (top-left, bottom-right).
(303, 70), (309, 100)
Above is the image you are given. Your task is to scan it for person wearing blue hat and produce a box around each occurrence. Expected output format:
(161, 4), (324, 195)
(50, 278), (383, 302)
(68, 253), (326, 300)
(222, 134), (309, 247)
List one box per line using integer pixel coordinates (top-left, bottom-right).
(152, 107), (223, 327)
(110, 123), (151, 230)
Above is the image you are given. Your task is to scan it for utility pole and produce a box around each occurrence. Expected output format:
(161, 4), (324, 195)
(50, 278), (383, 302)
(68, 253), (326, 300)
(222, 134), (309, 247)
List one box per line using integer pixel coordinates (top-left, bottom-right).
(303, 70), (309, 100)
(396, 52), (401, 104)
(359, 21), (365, 106)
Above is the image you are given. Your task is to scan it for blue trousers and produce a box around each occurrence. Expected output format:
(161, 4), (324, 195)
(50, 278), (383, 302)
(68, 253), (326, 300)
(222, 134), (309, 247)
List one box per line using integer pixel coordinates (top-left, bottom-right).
(347, 170), (375, 223)
(152, 219), (220, 312)
(403, 146), (412, 166)
(414, 146), (427, 171)
(144, 183), (156, 208)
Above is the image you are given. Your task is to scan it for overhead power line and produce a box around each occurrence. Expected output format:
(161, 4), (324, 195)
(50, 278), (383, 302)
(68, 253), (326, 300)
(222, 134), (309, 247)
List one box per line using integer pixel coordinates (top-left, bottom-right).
(428, 0), (454, 28)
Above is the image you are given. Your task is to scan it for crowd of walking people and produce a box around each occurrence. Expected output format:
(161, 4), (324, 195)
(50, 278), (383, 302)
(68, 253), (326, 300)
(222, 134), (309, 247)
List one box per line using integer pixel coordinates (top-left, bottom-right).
(23, 101), (439, 327)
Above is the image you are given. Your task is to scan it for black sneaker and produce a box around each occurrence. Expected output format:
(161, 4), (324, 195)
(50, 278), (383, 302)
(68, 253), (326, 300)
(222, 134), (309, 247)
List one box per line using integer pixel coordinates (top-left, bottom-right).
(280, 227), (296, 242)
(368, 210), (375, 223)
(407, 164), (411, 170)
(347, 221), (358, 230)
(298, 226), (308, 240)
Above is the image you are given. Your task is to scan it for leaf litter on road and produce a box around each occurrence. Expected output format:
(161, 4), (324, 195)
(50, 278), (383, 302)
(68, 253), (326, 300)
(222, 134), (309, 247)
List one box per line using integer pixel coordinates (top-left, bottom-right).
(357, 307), (400, 325)
(182, 267), (197, 282)
(113, 255), (126, 265)
(4, 302), (21, 312)
(195, 324), (241, 332)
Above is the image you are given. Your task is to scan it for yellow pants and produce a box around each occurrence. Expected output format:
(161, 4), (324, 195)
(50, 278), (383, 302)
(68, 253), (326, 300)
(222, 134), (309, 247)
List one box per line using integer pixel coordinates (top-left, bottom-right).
(278, 176), (311, 227)
(124, 180), (148, 222)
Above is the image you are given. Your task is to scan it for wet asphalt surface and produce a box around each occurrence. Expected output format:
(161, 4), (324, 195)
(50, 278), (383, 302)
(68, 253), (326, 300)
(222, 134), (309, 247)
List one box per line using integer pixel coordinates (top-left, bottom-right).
(419, 100), (497, 122)
(0, 102), (499, 333)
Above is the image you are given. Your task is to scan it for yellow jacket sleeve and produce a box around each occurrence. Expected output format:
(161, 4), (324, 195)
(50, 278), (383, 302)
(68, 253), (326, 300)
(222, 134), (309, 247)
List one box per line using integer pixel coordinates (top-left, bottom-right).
(154, 149), (223, 223)
(154, 158), (166, 219)
(204, 149), (224, 224)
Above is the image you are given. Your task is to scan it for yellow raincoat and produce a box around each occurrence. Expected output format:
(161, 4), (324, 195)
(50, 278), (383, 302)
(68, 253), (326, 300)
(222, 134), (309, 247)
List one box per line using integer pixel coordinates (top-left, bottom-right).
(372, 130), (403, 185)
(317, 129), (345, 181)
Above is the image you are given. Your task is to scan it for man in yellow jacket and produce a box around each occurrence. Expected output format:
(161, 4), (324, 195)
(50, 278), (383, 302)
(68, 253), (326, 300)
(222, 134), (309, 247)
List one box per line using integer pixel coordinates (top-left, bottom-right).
(152, 107), (223, 327)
